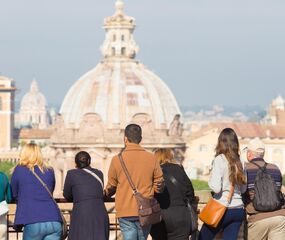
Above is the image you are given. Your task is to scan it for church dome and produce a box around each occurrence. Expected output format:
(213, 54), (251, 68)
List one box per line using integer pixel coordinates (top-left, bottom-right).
(272, 95), (285, 110)
(20, 80), (47, 111)
(18, 80), (49, 129)
(60, 1), (181, 130)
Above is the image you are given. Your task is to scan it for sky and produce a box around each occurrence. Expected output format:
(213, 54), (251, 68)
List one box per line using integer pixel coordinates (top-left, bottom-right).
(0, 0), (285, 109)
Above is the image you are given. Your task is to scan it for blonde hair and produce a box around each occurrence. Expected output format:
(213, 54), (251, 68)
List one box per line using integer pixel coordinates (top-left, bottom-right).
(154, 148), (175, 165)
(19, 143), (47, 172)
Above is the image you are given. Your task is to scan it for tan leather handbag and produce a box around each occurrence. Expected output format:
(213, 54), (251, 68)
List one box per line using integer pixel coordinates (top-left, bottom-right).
(199, 186), (234, 228)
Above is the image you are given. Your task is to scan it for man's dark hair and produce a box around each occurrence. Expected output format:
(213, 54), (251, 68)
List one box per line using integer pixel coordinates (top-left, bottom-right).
(75, 151), (91, 169)
(124, 124), (142, 144)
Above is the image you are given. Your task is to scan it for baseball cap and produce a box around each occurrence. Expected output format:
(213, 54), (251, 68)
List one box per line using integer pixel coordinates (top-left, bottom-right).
(246, 138), (265, 153)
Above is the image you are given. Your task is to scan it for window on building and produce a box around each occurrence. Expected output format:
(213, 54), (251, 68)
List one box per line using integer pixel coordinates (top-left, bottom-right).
(113, 34), (116, 41)
(121, 35), (125, 41)
(127, 93), (138, 106)
(0, 97), (2, 111)
(121, 47), (126, 56)
(112, 47), (116, 56)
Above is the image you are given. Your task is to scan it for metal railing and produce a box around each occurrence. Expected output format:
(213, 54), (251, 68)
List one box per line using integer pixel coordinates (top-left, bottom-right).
(6, 196), (246, 240)
(6, 198), (121, 240)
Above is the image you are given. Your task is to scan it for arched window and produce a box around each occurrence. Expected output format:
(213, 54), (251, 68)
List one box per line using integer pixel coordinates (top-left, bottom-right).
(121, 35), (125, 41)
(112, 47), (116, 56)
(0, 97), (2, 111)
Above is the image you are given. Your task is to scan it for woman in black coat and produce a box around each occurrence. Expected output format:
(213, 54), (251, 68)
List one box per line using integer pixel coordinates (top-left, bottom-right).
(63, 151), (109, 240)
(150, 149), (196, 240)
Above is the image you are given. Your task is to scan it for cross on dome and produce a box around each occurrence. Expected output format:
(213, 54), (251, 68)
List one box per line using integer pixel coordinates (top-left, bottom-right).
(115, 0), (124, 15)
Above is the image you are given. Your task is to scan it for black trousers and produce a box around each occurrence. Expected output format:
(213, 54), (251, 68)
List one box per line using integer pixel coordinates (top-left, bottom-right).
(151, 206), (191, 240)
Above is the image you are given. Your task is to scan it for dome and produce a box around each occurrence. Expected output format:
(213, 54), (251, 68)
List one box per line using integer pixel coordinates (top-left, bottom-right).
(60, 61), (180, 129)
(60, 1), (181, 130)
(20, 80), (47, 111)
(272, 95), (285, 110)
(18, 80), (50, 129)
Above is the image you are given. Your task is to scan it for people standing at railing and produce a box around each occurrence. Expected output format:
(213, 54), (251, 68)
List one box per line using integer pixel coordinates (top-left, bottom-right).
(10, 143), (62, 240)
(150, 148), (197, 240)
(63, 151), (109, 240)
(199, 128), (246, 240)
(243, 138), (285, 240)
(0, 172), (12, 240)
(104, 124), (164, 240)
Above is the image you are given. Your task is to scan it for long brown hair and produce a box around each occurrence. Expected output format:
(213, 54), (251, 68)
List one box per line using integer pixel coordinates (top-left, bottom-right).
(215, 128), (246, 185)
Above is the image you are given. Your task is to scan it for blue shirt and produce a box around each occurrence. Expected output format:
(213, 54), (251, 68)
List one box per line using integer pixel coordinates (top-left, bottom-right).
(0, 172), (12, 202)
(11, 165), (61, 225)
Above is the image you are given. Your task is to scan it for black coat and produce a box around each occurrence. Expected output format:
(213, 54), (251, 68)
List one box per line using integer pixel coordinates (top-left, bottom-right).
(151, 163), (195, 240)
(63, 167), (109, 240)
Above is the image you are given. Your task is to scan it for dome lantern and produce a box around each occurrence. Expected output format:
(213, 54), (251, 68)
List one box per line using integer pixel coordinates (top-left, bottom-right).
(101, 1), (139, 60)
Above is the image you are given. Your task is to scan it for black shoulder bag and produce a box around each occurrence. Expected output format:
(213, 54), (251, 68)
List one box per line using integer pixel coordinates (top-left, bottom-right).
(118, 153), (162, 227)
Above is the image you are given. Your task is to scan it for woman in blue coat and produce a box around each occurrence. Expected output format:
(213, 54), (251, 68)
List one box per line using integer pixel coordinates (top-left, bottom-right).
(11, 143), (62, 240)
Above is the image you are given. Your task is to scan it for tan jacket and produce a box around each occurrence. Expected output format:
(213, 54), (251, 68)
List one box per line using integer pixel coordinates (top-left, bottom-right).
(105, 143), (164, 218)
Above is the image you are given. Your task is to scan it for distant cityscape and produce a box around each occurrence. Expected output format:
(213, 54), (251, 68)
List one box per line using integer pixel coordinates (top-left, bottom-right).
(1, 1), (285, 191)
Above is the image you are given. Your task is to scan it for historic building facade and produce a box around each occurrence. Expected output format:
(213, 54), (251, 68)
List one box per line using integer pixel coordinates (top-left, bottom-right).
(0, 76), (16, 150)
(49, 1), (185, 195)
(184, 122), (285, 180)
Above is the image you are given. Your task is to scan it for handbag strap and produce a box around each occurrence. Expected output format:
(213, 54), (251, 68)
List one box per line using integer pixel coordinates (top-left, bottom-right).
(82, 168), (104, 191)
(118, 152), (138, 194)
(31, 170), (65, 221)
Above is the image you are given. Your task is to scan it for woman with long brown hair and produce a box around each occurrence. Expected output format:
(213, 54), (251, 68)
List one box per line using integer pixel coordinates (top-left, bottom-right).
(199, 128), (246, 240)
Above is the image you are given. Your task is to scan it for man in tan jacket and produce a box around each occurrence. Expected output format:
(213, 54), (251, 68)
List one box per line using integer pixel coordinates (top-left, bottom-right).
(105, 124), (164, 240)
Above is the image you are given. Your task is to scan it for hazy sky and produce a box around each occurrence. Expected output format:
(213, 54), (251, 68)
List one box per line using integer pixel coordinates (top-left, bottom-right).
(1, 0), (285, 109)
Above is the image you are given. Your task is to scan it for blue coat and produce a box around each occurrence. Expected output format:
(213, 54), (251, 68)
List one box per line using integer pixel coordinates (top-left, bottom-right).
(11, 165), (61, 225)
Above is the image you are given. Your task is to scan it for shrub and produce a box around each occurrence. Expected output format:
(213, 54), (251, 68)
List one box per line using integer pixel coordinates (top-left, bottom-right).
(191, 179), (210, 191)
(0, 161), (16, 179)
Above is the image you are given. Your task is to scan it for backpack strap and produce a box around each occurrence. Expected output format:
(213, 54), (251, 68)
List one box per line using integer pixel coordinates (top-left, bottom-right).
(251, 161), (267, 171)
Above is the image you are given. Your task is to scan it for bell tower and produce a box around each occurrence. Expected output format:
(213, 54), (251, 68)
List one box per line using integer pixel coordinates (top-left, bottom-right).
(0, 76), (16, 149)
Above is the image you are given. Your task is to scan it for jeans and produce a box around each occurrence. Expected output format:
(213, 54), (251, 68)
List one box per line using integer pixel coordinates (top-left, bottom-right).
(118, 218), (151, 240)
(23, 221), (62, 240)
(198, 208), (245, 240)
